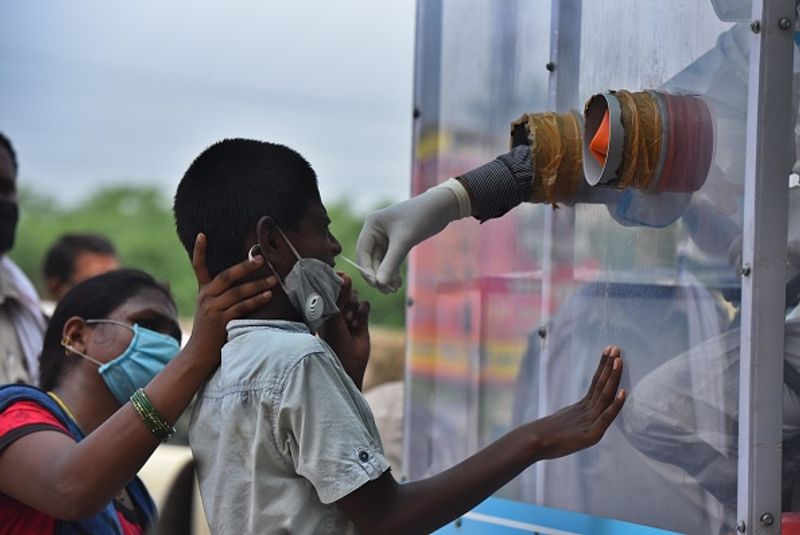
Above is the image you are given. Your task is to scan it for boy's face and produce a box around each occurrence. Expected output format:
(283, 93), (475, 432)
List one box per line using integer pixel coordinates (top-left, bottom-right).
(282, 200), (342, 266)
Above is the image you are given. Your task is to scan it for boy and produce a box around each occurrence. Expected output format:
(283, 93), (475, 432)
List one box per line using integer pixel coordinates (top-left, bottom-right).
(174, 138), (626, 535)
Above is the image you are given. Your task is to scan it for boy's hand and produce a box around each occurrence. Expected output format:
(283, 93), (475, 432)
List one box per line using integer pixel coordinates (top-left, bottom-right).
(186, 233), (277, 366)
(529, 346), (626, 460)
(318, 273), (371, 389)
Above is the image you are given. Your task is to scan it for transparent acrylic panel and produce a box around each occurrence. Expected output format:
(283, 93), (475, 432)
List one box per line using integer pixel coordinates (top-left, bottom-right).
(408, 1), (776, 534)
(406, 0), (551, 480)
(513, 3), (747, 534)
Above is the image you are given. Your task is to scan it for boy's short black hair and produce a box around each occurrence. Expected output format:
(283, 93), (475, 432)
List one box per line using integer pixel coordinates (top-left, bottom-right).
(173, 138), (321, 276)
(43, 233), (117, 283)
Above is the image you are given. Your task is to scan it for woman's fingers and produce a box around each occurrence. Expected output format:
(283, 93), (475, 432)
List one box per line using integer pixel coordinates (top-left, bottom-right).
(204, 251), (265, 297)
(224, 289), (275, 320)
(192, 233), (212, 288)
(215, 276), (277, 311)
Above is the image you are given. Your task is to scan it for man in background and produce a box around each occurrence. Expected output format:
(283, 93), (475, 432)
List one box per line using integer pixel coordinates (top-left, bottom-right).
(43, 233), (119, 301)
(0, 132), (46, 385)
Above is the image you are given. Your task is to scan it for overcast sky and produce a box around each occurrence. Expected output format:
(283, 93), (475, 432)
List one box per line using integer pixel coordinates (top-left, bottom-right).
(0, 1), (417, 211)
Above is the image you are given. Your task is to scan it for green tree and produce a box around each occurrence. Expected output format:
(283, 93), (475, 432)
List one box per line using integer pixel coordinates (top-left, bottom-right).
(12, 186), (196, 316)
(10, 187), (406, 328)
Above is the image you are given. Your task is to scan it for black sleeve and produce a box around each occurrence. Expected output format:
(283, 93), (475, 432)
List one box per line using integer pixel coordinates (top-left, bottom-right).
(457, 145), (534, 222)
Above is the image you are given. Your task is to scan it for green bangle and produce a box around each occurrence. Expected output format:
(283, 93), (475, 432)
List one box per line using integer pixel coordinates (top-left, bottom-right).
(130, 392), (171, 441)
(131, 389), (173, 441)
(132, 390), (173, 439)
(130, 388), (175, 442)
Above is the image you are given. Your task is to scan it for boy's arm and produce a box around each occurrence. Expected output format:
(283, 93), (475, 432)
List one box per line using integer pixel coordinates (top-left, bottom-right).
(337, 347), (625, 535)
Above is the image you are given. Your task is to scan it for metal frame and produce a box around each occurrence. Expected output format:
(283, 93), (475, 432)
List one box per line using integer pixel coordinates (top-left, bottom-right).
(536, 0), (582, 503)
(737, 1), (795, 533)
(402, 0), (444, 481)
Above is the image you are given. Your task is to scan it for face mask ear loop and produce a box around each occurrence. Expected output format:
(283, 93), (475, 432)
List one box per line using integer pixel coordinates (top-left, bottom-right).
(61, 339), (105, 367)
(247, 242), (289, 294)
(266, 261), (289, 294)
(276, 227), (303, 261)
(64, 318), (134, 366)
(85, 319), (134, 332)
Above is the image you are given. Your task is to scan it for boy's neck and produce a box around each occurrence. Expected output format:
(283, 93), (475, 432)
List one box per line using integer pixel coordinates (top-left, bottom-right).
(246, 291), (303, 323)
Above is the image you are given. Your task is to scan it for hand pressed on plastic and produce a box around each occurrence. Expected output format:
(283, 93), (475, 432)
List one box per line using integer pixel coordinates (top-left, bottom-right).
(530, 345), (626, 460)
(318, 273), (371, 389)
(186, 233), (278, 367)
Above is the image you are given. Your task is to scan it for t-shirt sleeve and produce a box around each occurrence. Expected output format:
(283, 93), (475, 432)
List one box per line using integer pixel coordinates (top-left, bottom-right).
(0, 401), (70, 451)
(275, 353), (390, 504)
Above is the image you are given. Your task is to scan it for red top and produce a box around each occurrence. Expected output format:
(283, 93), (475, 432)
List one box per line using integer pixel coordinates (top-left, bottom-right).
(0, 401), (145, 535)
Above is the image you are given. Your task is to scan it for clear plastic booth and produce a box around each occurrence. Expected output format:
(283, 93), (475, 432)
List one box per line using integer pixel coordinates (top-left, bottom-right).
(404, 1), (799, 533)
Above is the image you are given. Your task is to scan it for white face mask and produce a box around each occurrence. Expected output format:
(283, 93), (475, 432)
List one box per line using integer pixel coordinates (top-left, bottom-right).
(256, 228), (343, 332)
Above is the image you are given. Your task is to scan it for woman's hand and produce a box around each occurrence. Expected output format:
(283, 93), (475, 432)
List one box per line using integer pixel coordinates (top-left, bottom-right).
(186, 233), (277, 365)
(0, 234), (278, 520)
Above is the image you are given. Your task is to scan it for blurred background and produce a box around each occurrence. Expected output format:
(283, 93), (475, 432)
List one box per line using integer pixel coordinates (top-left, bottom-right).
(0, 0), (416, 329)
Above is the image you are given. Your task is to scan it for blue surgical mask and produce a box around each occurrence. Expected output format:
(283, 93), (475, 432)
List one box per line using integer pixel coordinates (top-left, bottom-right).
(62, 319), (180, 405)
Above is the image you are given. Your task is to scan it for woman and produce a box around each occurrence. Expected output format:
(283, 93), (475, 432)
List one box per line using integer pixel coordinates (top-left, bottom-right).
(0, 234), (275, 534)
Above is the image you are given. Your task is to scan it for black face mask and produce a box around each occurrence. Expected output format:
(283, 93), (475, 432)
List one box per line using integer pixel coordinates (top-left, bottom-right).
(0, 199), (19, 254)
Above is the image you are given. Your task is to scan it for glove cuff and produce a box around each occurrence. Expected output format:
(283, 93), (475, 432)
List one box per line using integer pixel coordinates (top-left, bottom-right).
(438, 178), (472, 219)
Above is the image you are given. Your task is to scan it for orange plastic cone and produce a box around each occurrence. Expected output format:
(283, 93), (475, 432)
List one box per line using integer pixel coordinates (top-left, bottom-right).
(590, 109), (610, 165)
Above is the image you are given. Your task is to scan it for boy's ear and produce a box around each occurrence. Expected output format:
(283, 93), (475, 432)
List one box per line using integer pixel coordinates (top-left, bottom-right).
(255, 216), (283, 264)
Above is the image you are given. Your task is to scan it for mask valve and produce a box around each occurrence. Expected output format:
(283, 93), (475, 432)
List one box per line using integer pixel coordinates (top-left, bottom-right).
(305, 294), (323, 322)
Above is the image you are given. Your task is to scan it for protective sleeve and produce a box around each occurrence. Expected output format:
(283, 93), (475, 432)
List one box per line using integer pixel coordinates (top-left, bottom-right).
(274, 352), (390, 504)
(457, 144), (533, 222)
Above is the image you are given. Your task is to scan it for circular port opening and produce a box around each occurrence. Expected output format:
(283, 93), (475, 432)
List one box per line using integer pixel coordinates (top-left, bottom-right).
(583, 92), (624, 187)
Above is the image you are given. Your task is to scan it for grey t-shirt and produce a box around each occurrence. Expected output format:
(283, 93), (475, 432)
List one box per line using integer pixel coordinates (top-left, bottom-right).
(190, 319), (389, 535)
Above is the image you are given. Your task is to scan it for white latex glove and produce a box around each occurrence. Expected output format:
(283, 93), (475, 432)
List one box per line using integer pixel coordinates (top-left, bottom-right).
(356, 179), (471, 293)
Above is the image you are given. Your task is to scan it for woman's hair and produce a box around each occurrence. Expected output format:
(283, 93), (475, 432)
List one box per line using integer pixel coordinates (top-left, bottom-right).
(39, 268), (174, 390)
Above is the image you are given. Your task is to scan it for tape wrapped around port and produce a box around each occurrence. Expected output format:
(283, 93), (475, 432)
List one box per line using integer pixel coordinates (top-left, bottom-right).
(583, 89), (713, 194)
(510, 111), (583, 205)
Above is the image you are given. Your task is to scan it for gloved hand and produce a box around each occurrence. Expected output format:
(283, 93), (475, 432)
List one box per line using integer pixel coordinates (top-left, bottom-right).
(356, 179), (470, 293)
